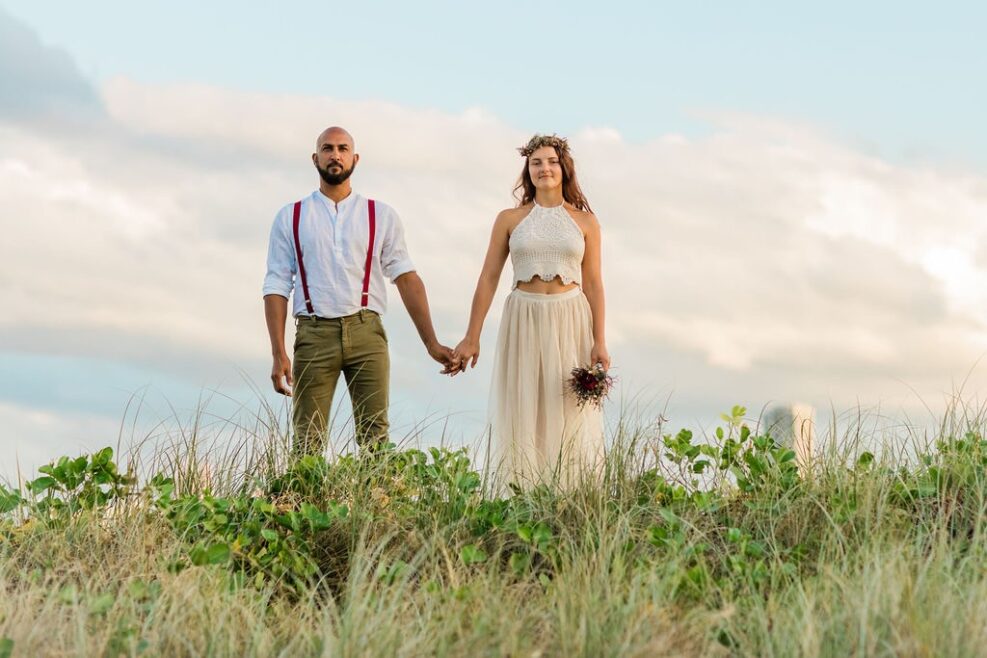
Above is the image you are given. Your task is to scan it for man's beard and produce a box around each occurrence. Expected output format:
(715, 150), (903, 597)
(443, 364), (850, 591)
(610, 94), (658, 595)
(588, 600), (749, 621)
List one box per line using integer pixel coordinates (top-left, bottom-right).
(317, 161), (355, 185)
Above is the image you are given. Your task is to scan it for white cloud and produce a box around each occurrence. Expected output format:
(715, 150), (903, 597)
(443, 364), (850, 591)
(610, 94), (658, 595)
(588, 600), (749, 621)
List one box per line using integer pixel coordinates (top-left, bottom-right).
(4, 73), (987, 467)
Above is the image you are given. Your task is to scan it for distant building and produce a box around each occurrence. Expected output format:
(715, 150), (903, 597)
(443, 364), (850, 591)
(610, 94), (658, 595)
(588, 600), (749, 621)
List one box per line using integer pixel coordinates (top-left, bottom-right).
(762, 403), (815, 473)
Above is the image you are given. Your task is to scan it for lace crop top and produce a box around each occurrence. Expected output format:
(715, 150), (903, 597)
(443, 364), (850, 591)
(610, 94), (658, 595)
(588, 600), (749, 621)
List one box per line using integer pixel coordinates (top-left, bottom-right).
(508, 202), (585, 288)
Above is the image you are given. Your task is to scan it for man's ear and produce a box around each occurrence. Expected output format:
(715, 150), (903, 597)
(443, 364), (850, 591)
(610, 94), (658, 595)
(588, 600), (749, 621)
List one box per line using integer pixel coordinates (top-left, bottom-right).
(311, 153), (318, 166)
(353, 153), (360, 166)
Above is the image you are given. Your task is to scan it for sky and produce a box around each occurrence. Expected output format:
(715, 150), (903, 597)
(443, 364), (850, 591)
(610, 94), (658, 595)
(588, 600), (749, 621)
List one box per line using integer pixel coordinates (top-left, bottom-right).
(2, 2), (987, 480)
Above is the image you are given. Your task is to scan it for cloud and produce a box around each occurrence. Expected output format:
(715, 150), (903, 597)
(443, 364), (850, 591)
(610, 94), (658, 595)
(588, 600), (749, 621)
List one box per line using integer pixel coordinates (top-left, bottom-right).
(0, 8), (102, 120)
(4, 67), (987, 461)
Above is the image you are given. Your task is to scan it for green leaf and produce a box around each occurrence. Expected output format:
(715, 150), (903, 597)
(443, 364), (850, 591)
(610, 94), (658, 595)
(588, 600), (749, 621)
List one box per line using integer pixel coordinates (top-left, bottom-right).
(93, 447), (114, 466)
(532, 524), (553, 549)
(301, 503), (332, 529)
(70, 456), (88, 475)
(89, 593), (115, 615)
(191, 542), (231, 566)
(0, 637), (13, 658)
(459, 544), (487, 565)
(744, 541), (766, 558)
(686, 565), (708, 587)
(127, 580), (149, 600)
(28, 476), (56, 494)
(0, 488), (22, 514)
(658, 508), (679, 526)
(382, 560), (410, 585)
(509, 551), (531, 575)
(276, 512), (301, 532)
(58, 584), (79, 604)
(92, 472), (114, 485)
(856, 451), (875, 468)
(261, 528), (279, 542)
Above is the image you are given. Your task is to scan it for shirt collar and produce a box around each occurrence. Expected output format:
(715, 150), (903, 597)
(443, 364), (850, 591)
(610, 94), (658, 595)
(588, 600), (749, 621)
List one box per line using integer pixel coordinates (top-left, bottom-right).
(315, 189), (361, 213)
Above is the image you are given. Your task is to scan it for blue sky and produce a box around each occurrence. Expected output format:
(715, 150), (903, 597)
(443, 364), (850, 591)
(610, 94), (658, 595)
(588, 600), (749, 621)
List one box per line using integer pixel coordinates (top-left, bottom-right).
(2, 1), (987, 479)
(5, 0), (986, 165)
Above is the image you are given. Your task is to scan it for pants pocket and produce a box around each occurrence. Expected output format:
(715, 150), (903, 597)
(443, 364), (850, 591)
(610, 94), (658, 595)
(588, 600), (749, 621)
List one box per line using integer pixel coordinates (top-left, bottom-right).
(370, 314), (387, 342)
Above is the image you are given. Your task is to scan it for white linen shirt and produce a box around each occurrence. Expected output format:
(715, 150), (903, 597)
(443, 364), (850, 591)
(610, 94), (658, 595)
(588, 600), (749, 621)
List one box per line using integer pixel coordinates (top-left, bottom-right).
(262, 190), (416, 318)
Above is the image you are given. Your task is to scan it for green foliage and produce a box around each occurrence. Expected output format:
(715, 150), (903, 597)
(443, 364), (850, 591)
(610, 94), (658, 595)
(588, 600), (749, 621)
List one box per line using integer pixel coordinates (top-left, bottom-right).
(153, 477), (349, 594)
(459, 544), (487, 565)
(7, 409), (987, 618)
(0, 484), (22, 514)
(20, 448), (135, 525)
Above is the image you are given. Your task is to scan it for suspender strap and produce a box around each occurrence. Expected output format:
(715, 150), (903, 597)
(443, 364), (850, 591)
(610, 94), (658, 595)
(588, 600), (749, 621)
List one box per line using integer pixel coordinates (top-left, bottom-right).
(293, 197), (376, 314)
(361, 199), (376, 307)
(291, 200), (315, 315)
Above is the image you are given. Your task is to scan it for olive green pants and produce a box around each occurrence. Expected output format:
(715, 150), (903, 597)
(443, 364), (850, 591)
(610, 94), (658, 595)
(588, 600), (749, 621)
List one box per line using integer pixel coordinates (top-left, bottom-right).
(291, 310), (390, 455)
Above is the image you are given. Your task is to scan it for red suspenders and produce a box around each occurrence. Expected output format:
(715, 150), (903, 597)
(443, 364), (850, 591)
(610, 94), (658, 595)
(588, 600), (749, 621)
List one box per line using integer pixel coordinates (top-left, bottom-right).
(291, 198), (377, 316)
(291, 201), (314, 314)
(362, 200), (377, 307)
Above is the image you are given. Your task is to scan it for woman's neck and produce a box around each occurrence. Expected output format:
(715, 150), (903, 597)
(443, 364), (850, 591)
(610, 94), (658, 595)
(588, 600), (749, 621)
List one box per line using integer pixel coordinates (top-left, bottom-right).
(534, 188), (564, 207)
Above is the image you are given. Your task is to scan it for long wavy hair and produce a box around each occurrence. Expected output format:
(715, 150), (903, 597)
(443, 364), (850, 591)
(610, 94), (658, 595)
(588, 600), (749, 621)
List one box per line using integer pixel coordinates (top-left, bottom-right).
(513, 134), (593, 212)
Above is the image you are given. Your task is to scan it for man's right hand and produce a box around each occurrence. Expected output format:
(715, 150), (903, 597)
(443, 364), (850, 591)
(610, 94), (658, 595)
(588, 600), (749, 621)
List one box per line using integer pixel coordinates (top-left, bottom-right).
(271, 353), (293, 396)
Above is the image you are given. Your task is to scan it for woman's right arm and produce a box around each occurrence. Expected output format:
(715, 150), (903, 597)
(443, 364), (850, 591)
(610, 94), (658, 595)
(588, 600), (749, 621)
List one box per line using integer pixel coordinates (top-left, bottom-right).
(452, 211), (514, 372)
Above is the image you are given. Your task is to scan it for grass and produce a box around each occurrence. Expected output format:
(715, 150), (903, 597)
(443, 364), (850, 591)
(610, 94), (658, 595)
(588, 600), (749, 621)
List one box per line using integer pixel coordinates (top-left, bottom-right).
(3, 400), (987, 657)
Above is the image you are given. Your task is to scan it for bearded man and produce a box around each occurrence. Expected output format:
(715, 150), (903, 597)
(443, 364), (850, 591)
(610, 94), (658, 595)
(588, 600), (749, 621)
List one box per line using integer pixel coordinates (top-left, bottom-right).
(263, 126), (456, 455)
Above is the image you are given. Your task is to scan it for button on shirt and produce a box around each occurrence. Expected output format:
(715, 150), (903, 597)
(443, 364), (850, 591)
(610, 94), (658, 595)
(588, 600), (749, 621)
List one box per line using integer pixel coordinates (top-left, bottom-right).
(262, 190), (416, 318)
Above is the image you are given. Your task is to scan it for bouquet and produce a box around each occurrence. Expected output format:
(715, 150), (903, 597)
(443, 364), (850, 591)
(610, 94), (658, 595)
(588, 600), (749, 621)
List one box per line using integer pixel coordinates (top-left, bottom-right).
(567, 364), (614, 410)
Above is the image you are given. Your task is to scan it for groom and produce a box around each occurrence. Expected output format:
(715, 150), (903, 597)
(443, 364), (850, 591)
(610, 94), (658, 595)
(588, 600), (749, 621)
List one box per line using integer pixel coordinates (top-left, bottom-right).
(263, 126), (457, 455)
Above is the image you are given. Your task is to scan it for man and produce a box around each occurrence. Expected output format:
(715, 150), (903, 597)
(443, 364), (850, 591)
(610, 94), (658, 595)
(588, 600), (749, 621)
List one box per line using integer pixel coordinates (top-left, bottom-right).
(263, 126), (456, 455)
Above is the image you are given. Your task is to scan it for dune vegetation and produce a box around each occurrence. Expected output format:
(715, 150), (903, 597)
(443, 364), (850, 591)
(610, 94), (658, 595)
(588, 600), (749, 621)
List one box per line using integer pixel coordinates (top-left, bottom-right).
(2, 403), (987, 657)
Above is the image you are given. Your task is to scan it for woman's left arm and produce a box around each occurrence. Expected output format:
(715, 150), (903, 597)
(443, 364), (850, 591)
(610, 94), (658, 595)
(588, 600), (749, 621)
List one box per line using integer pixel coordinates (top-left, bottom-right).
(580, 213), (610, 370)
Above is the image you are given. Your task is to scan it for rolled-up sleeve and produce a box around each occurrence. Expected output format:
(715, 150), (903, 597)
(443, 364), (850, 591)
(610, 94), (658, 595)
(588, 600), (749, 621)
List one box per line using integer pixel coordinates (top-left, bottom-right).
(262, 208), (295, 299)
(379, 206), (416, 283)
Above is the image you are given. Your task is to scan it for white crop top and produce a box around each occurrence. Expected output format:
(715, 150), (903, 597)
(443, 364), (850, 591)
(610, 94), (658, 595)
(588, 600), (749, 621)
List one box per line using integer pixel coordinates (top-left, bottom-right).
(508, 201), (585, 288)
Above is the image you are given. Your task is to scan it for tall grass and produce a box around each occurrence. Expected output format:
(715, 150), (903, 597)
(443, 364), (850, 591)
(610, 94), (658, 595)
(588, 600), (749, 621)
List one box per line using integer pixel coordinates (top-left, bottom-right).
(3, 397), (987, 657)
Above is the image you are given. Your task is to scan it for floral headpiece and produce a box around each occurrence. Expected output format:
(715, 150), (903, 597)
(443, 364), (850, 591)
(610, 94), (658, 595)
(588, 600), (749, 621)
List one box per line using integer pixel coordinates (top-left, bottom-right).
(518, 133), (570, 158)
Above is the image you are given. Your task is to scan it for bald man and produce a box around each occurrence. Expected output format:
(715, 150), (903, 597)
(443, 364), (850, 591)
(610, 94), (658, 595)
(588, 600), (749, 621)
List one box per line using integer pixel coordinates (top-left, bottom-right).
(263, 127), (457, 455)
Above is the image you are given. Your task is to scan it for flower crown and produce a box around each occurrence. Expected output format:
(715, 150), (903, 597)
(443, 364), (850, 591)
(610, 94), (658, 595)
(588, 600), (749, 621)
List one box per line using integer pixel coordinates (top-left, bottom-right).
(518, 133), (570, 158)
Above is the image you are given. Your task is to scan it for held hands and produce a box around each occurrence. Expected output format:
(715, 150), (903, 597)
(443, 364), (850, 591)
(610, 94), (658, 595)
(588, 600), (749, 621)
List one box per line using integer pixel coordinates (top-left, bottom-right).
(271, 353), (293, 396)
(446, 337), (479, 376)
(427, 342), (461, 374)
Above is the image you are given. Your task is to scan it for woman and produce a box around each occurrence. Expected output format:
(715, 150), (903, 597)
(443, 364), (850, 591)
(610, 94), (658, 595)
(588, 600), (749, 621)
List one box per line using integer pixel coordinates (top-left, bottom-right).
(452, 134), (609, 491)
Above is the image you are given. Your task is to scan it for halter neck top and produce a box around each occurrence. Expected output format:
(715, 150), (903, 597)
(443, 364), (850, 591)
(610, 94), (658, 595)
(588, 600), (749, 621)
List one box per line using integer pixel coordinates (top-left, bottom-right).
(508, 202), (585, 288)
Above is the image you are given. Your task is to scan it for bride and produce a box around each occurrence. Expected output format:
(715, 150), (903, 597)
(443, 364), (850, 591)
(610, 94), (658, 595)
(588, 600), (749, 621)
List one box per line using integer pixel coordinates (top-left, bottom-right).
(451, 134), (610, 490)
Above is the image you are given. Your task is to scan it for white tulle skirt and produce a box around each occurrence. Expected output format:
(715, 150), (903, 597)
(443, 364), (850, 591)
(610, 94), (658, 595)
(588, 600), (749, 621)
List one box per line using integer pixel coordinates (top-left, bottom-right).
(486, 287), (605, 492)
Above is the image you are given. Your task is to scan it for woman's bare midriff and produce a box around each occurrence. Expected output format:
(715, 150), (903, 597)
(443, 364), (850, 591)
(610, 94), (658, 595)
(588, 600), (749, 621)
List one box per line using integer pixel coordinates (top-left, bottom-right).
(515, 275), (579, 294)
